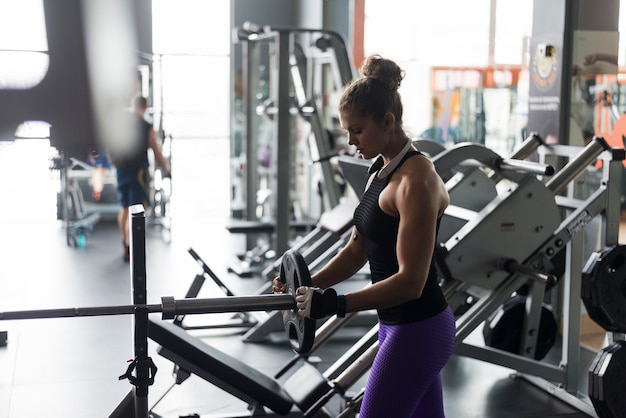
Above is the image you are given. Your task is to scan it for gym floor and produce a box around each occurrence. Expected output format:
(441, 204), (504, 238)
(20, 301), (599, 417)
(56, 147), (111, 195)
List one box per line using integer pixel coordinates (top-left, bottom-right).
(0, 138), (604, 417)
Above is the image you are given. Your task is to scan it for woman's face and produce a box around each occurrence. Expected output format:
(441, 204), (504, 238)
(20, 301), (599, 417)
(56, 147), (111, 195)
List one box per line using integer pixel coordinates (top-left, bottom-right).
(339, 110), (387, 160)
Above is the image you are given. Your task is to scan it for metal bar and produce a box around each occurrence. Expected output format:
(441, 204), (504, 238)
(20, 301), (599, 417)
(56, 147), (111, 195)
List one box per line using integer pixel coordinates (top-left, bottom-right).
(604, 155), (624, 246)
(244, 38), (260, 252)
(454, 343), (565, 383)
(168, 294), (295, 314)
(0, 294), (295, 321)
(561, 232), (584, 394)
(333, 340), (379, 388)
(487, 132), (544, 184)
(545, 136), (610, 195)
(290, 51), (341, 210)
(499, 259), (557, 286)
(130, 204), (147, 306)
(509, 132), (545, 160)
(323, 324), (379, 381)
(431, 143), (528, 184)
(0, 305), (156, 320)
(497, 158), (555, 176)
(130, 205), (149, 418)
(521, 282), (545, 359)
(188, 247), (236, 297)
(275, 31), (292, 257)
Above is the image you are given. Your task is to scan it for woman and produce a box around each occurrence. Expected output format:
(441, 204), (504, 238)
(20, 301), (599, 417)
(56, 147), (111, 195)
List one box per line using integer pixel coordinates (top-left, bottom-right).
(274, 55), (456, 417)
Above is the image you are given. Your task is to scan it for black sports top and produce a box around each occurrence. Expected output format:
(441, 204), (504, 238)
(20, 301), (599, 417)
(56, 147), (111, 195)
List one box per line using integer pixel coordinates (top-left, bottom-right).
(353, 150), (448, 324)
(109, 114), (151, 171)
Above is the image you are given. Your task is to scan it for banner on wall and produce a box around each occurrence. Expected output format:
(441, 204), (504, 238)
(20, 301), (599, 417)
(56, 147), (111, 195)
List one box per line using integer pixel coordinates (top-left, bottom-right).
(527, 33), (563, 145)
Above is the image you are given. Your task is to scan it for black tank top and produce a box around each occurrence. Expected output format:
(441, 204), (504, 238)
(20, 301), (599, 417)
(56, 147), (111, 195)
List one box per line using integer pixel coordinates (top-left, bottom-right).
(353, 151), (448, 324)
(109, 114), (151, 170)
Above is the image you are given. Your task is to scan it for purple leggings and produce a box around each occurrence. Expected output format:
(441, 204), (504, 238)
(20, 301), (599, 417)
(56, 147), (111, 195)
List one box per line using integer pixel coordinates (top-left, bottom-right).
(359, 307), (456, 418)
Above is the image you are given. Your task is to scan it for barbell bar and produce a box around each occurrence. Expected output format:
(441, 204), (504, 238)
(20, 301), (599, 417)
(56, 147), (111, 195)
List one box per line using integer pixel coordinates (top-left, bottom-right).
(0, 249), (316, 354)
(0, 294), (295, 320)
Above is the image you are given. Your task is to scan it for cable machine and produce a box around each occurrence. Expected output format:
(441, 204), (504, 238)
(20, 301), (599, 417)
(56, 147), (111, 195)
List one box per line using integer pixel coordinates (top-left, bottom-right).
(230, 22), (356, 273)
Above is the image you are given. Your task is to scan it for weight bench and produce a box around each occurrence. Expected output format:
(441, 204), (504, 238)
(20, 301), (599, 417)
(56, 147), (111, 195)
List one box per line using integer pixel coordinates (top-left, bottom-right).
(148, 318), (299, 416)
(225, 219), (316, 235)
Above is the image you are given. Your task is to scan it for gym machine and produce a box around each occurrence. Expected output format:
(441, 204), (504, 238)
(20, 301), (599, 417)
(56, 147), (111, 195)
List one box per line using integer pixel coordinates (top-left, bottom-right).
(267, 135), (622, 417)
(440, 136), (623, 417)
(49, 153), (104, 248)
(241, 134), (544, 344)
(242, 133), (547, 346)
(266, 134), (554, 415)
(229, 22), (356, 276)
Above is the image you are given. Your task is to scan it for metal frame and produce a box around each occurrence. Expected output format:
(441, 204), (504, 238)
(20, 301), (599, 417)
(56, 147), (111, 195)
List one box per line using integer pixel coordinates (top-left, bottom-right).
(234, 24), (355, 257)
(281, 137), (623, 417)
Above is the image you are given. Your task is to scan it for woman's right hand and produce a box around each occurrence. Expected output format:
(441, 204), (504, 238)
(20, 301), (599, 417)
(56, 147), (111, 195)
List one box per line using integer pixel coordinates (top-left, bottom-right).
(272, 277), (287, 294)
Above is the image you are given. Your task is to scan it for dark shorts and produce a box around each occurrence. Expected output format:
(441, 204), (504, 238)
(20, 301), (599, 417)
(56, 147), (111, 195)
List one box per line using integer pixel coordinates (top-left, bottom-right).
(116, 166), (151, 208)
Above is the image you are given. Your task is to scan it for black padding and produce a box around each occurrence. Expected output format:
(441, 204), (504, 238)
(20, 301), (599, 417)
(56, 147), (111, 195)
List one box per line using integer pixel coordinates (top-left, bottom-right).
(225, 220), (316, 234)
(283, 362), (332, 410)
(148, 319), (294, 416)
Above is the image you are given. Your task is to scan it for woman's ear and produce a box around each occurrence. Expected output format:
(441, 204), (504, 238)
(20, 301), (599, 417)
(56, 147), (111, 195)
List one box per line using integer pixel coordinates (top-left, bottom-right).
(384, 113), (395, 129)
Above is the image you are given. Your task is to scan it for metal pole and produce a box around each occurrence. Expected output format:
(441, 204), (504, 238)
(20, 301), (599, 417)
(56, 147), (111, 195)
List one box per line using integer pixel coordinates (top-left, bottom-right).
(496, 158), (555, 176)
(244, 38), (260, 253)
(130, 204), (149, 418)
(275, 31), (292, 256)
(0, 295), (296, 321)
(509, 132), (545, 160)
(545, 136), (610, 195)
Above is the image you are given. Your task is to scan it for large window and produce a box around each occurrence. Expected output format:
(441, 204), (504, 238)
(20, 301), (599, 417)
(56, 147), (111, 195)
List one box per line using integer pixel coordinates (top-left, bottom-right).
(0, 0), (48, 89)
(0, 0), (49, 139)
(152, 0), (231, 139)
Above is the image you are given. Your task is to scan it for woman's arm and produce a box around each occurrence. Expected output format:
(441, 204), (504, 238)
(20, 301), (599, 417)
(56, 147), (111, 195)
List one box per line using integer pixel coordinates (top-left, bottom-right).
(310, 226), (368, 289)
(272, 225), (367, 294)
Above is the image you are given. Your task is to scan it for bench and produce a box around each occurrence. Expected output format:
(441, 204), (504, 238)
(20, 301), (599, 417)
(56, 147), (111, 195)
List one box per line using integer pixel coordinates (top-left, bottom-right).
(148, 318), (294, 416)
(225, 219), (317, 235)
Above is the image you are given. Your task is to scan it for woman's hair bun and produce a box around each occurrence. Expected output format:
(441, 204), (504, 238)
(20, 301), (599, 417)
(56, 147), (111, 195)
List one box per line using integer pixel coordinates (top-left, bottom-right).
(360, 55), (404, 91)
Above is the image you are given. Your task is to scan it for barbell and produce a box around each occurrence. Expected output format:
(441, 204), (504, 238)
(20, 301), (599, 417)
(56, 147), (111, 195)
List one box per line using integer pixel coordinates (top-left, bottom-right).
(0, 250), (316, 354)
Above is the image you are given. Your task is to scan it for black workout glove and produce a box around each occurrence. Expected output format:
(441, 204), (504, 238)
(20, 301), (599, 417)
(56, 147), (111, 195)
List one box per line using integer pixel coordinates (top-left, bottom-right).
(296, 286), (346, 319)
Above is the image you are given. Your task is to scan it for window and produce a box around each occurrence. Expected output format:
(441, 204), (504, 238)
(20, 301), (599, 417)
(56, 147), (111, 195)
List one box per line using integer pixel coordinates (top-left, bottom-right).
(152, 0), (231, 139)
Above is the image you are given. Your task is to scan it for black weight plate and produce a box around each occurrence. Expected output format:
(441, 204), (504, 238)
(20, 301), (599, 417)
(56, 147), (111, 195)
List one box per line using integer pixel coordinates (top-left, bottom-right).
(483, 296), (557, 360)
(588, 345), (606, 400)
(592, 345), (613, 417)
(590, 342), (620, 418)
(280, 250), (316, 354)
(583, 246), (626, 333)
(599, 341), (626, 418)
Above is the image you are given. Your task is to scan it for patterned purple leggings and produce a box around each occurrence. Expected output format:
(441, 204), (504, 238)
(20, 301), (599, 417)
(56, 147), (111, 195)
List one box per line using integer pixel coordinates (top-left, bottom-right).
(359, 307), (456, 418)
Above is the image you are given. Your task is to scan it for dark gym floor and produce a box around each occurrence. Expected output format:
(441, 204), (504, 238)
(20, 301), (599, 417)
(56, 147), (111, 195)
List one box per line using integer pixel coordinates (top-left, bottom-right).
(0, 138), (599, 417)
